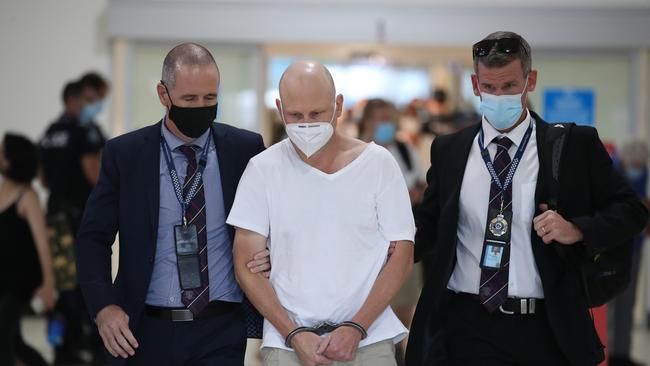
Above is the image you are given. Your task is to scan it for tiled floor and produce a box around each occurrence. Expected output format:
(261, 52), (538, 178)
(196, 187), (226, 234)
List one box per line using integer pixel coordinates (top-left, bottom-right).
(18, 315), (650, 366)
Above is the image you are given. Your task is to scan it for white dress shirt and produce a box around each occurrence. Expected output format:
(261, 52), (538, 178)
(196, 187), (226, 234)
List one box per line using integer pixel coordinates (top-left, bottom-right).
(447, 110), (544, 298)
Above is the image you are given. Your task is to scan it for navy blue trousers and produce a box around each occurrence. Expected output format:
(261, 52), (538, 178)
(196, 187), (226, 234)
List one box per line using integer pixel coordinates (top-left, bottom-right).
(121, 306), (246, 366)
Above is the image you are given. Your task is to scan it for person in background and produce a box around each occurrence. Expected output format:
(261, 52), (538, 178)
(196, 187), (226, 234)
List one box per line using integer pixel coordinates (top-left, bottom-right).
(77, 72), (109, 188)
(359, 99), (425, 205)
(40, 80), (106, 365)
(0, 133), (55, 366)
(359, 98), (425, 364)
(425, 89), (449, 119)
(78, 72), (110, 365)
(608, 140), (650, 366)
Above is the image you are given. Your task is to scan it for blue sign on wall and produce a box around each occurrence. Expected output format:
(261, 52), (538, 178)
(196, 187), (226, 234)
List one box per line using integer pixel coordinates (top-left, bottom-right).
(543, 88), (595, 126)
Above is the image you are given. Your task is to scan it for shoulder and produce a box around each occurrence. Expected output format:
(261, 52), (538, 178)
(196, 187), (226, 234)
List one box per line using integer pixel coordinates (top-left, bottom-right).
(16, 187), (41, 217)
(433, 123), (480, 151)
(563, 125), (601, 150)
(366, 142), (396, 161)
(248, 139), (287, 167)
(105, 123), (159, 151)
(215, 122), (263, 145)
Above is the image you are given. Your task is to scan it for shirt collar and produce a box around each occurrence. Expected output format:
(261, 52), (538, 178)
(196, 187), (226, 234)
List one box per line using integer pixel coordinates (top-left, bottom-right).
(161, 119), (211, 151)
(481, 108), (533, 148)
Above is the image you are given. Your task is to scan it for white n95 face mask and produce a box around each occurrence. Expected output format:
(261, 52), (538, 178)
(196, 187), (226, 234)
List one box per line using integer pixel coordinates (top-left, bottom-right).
(282, 100), (336, 158)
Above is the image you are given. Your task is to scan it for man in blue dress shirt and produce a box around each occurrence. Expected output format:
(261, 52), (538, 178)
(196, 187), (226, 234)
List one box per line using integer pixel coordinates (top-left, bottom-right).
(76, 43), (265, 366)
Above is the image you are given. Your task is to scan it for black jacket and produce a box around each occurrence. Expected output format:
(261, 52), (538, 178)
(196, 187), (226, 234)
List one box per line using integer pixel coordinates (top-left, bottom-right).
(75, 121), (265, 366)
(405, 112), (649, 366)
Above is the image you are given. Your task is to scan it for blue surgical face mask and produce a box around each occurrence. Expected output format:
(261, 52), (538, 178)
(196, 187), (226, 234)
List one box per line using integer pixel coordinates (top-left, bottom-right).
(79, 100), (104, 124)
(479, 79), (528, 131)
(374, 121), (397, 145)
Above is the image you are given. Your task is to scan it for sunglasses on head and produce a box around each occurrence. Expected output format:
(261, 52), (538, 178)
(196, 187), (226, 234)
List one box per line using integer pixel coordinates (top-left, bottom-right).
(472, 37), (524, 58)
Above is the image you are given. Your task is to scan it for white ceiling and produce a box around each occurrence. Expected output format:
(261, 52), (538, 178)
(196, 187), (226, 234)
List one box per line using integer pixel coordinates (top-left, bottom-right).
(113, 0), (650, 9)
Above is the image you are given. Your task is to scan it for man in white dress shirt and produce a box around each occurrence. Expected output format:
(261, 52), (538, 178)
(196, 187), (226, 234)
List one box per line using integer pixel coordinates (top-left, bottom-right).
(406, 31), (648, 366)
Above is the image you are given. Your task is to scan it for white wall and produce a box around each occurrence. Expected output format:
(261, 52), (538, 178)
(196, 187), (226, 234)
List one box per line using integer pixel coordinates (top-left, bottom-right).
(0, 0), (111, 141)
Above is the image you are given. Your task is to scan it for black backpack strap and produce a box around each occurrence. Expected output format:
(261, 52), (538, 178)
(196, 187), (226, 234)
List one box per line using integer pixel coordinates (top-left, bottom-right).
(395, 141), (413, 171)
(542, 123), (574, 210)
(543, 123), (602, 310)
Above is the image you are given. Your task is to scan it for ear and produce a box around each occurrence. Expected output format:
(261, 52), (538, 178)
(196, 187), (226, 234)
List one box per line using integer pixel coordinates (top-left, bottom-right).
(335, 94), (344, 120)
(471, 74), (481, 97)
(527, 70), (538, 93)
(157, 83), (170, 109)
(275, 98), (284, 120)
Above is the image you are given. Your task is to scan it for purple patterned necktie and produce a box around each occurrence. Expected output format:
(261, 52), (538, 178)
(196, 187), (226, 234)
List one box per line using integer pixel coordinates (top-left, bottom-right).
(479, 137), (514, 312)
(178, 145), (210, 315)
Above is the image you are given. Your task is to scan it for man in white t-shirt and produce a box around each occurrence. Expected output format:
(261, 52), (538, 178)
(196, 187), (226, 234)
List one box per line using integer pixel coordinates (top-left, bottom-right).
(228, 61), (415, 366)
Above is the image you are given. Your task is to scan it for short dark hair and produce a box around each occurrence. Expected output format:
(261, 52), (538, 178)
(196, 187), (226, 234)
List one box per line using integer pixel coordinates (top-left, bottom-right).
(432, 89), (447, 103)
(3, 133), (38, 184)
(162, 43), (218, 89)
(359, 98), (395, 138)
(473, 31), (532, 76)
(62, 81), (81, 104)
(80, 72), (109, 91)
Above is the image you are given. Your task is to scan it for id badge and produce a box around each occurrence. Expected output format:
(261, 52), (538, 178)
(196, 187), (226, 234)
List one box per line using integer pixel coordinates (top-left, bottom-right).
(174, 224), (201, 290)
(480, 239), (507, 270)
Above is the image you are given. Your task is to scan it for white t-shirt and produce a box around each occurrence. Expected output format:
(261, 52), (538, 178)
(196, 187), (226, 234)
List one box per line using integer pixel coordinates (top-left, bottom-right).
(227, 139), (416, 351)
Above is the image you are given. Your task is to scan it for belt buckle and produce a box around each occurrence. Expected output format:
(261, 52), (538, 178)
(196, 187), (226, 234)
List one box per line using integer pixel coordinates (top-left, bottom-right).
(171, 309), (194, 322)
(520, 299), (528, 315)
(529, 299), (536, 314)
(498, 305), (515, 315)
(313, 321), (338, 335)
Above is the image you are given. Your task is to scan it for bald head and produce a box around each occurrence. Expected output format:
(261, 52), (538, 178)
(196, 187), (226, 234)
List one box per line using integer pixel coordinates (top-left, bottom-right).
(279, 61), (335, 100)
(162, 43), (219, 89)
(276, 60), (342, 125)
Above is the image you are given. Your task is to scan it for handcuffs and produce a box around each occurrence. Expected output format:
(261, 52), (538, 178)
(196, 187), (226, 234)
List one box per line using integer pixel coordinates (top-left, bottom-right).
(284, 321), (368, 348)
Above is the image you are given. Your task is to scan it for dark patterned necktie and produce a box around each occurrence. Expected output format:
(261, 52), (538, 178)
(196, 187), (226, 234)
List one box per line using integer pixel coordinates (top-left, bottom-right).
(479, 137), (514, 312)
(178, 145), (210, 315)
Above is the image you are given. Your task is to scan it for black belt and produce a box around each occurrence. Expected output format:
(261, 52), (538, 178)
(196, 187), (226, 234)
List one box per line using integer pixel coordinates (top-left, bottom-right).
(449, 291), (544, 315)
(145, 301), (240, 322)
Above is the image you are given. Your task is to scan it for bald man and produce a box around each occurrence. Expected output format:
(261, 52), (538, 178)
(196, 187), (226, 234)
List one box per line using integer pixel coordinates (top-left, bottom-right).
(76, 43), (266, 366)
(229, 61), (415, 366)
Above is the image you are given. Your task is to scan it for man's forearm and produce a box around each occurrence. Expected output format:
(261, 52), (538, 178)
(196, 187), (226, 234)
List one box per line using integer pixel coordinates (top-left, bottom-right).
(235, 265), (297, 338)
(351, 241), (414, 330)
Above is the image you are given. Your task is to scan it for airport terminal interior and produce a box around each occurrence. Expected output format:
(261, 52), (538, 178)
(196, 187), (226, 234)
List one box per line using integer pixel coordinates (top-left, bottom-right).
(1, 0), (650, 365)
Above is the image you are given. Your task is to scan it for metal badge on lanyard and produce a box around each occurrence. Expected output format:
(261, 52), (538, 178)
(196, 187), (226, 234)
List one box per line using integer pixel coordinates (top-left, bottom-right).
(477, 122), (533, 270)
(160, 121), (212, 290)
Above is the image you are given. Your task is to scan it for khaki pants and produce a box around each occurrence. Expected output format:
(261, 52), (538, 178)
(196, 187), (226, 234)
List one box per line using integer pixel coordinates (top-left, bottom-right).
(261, 339), (396, 366)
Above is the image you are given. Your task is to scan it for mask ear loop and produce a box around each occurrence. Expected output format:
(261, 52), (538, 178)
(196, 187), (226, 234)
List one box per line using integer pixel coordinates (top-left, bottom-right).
(160, 80), (176, 110)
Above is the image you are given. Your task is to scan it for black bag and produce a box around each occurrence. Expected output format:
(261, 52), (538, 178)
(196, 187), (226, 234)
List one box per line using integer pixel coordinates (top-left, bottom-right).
(543, 122), (632, 307)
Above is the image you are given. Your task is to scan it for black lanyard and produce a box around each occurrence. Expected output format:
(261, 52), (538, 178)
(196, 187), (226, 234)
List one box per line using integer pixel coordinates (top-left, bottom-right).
(160, 122), (212, 226)
(477, 121), (533, 213)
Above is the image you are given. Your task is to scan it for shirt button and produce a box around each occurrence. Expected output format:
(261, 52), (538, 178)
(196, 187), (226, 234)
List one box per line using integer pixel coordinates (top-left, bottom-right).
(169, 297), (175, 303)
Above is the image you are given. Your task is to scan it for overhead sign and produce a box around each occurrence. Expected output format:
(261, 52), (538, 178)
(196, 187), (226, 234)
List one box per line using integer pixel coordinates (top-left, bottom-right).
(543, 88), (595, 126)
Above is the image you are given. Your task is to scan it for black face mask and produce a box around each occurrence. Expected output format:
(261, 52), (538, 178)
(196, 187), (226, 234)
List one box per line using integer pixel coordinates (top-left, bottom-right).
(163, 82), (217, 138)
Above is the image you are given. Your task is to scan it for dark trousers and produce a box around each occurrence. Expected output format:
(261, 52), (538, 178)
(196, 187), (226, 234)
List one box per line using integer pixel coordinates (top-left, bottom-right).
(124, 306), (246, 366)
(0, 292), (21, 365)
(443, 292), (571, 366)
(52, 288), (85, 363)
